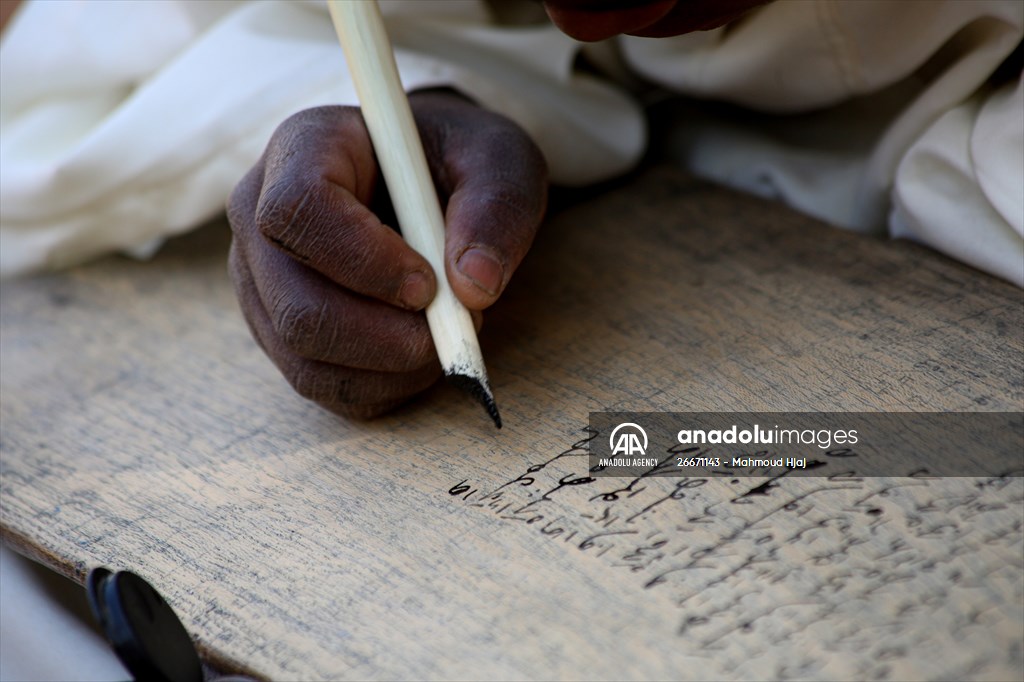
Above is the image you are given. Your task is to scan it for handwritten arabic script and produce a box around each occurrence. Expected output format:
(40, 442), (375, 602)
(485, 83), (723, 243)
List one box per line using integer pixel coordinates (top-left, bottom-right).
(448, 428), (1024, 680)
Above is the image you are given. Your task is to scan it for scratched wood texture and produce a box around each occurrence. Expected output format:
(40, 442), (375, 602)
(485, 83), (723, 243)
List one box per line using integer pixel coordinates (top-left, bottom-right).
(2, 166), (1022, 681)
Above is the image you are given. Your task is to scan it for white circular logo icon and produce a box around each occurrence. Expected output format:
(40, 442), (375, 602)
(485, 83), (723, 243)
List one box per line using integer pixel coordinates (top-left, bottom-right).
(609, 423), (648, 456)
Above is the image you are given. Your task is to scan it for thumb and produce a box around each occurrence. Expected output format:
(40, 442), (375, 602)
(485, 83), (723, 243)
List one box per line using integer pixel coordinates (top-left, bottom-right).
(442, 129), (548, 310)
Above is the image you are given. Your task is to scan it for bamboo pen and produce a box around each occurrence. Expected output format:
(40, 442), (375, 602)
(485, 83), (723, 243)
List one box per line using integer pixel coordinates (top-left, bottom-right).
(326, 0), (501, 428)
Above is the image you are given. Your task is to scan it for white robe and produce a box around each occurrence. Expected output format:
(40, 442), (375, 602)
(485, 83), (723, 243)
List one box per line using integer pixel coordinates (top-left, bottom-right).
(1, 0), (1021, 284)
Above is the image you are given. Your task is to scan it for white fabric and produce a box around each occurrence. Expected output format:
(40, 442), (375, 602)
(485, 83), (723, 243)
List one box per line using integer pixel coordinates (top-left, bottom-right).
(0, 545), (127, 681)
(891, 76), (1024, 286)
(620, 1), (1024, 245)
(0, 0), (640, 276)
(2, 0), (1021, 282)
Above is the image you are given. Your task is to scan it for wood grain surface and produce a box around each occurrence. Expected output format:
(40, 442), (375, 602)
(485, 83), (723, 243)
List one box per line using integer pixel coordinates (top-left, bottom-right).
(2, 166), (1022, 680)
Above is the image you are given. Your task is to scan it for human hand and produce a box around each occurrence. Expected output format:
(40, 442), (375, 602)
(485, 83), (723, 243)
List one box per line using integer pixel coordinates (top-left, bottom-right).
(228, 91), (547, 418)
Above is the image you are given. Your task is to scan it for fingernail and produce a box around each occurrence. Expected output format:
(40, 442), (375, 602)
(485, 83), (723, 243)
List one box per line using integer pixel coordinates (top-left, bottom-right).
(457, 247), (504, 297)
(399, 272), (432, 310)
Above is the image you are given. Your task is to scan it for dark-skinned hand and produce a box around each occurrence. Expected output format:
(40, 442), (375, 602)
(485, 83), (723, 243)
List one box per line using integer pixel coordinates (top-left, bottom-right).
(228, 90), (547, 418)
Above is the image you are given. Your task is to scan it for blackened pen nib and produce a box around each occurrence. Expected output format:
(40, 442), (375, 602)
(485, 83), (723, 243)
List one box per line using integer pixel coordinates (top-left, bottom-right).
(446, 373), (502, 428)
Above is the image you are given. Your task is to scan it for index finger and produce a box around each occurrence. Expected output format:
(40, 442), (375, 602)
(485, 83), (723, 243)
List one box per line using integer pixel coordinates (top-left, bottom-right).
(255, 106), (437, 312)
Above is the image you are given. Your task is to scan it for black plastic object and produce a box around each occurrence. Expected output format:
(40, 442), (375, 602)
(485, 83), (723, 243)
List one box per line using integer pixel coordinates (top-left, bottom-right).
(86, 567), (204, 682)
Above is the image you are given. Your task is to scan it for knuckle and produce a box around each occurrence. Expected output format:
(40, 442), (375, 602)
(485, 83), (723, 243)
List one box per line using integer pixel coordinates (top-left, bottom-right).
(461, 131), (547, 226)
(272, 296), (335, 359)
(254, 180), (318, 244)
(277, 106), (330, 132)
(480, 179), (533, 211)
(226, 244), (247, 293)
(277, 105), (353, 135)
(482, 124), (547, 176)
(465, 177), (543, 233)
(227, 168), (263, 235)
